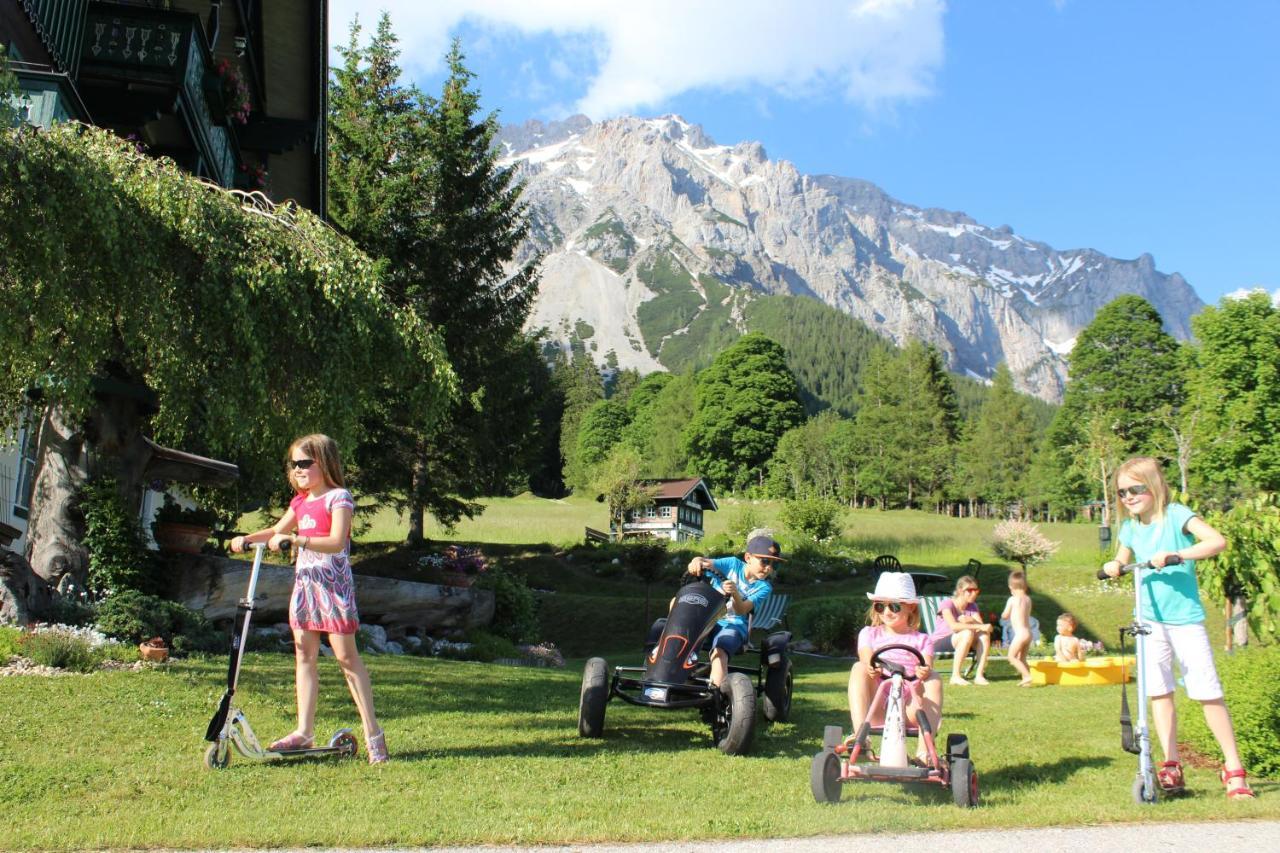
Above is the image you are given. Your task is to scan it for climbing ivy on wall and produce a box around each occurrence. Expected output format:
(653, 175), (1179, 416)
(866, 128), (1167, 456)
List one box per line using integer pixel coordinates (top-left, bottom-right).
(0, 122), (455, 505)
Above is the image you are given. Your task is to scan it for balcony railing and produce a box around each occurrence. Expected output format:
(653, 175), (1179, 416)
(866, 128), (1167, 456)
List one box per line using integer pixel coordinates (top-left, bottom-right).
(77, 1), (239, 187)
(19, 0), (90, 76)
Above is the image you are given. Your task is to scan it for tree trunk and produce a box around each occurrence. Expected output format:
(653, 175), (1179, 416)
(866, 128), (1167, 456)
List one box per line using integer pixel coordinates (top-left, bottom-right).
(25, 405), (90, 588)
(407, 455), (427, 546)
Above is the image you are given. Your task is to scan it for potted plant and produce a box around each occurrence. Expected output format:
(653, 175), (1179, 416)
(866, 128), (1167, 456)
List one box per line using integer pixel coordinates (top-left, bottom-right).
(204, 58), (251, 125)
(138, 636), (169, 663)
(152, 496), (219, 554)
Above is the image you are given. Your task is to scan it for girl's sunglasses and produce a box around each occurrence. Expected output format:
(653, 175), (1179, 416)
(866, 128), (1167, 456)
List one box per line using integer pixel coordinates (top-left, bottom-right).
(288, 458), (315, 471)
(1117, 484), (1149, 499)
(872, 602), (904, 614)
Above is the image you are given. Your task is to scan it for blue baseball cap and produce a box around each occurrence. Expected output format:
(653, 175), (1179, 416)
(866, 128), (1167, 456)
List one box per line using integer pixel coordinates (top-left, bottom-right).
(745, 535), (784, 561)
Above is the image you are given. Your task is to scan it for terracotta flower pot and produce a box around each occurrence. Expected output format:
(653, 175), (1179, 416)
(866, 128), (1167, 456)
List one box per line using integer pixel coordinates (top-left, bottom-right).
(154, 522), (211, 554)
(139, 637), (169, 663)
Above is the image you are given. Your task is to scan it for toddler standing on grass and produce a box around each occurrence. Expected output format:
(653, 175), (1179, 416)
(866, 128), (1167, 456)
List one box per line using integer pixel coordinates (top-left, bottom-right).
(1001, 571), (1034, 686)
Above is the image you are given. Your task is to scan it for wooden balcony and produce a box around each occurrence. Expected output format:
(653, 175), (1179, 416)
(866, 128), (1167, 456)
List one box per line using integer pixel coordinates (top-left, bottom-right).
(74, 1), (240, 187)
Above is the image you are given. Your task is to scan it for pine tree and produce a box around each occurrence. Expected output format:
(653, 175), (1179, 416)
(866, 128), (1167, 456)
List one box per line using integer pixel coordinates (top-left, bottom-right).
(329, 21), (540, 538)
(959, 363), (1038, 514)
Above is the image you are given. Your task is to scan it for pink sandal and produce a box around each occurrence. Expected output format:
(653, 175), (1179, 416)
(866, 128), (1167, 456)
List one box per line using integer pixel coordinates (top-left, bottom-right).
(1156, 760), (1185, 793)
(268, 731), (314, 751)
(367, 729), (389, 765)
(1221, 767), (1257, 799)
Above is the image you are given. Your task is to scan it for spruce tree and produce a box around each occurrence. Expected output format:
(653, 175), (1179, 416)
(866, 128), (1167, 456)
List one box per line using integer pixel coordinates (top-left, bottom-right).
(329, 20), (540, 538)
(959, 363), (1038, 513)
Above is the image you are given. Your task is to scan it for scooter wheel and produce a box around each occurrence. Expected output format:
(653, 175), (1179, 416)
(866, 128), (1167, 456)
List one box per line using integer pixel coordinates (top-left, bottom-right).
(1133, 775), (1158, 805)
(204, 742), (230, 770)
(331, 731), (359, 758)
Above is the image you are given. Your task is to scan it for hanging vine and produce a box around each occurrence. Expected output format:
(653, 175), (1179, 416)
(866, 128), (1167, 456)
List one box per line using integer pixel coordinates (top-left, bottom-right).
(0, 122), (456, 508)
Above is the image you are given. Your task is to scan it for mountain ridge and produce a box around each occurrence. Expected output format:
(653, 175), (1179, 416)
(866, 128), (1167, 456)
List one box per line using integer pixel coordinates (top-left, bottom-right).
(499, 114), (1203, 402)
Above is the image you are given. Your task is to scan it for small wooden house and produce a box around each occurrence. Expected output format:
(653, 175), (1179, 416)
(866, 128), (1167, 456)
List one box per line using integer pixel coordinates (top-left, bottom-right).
(612, 478), (718, 542)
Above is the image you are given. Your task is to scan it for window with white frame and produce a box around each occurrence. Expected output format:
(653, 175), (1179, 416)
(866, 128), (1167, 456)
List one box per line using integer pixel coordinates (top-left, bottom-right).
(13, 413), (39, 519)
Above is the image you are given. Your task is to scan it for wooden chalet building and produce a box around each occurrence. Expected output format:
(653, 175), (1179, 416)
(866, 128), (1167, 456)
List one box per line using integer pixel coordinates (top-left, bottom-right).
(1, 0), (329, 552)
(612, 478), (718, 542)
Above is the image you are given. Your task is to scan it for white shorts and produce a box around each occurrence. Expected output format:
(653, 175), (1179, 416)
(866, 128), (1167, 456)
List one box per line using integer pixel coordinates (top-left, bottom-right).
(1141, 621), (1222, 701)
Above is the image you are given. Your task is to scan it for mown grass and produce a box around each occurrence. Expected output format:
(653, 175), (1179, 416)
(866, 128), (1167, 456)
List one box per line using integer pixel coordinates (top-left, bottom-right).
(44, 495), (1258, 847)
(1, 649), (1273, 849)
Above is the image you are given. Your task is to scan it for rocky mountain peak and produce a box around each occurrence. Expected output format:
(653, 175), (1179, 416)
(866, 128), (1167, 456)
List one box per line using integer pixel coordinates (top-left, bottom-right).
(501, 115), (1203, 403)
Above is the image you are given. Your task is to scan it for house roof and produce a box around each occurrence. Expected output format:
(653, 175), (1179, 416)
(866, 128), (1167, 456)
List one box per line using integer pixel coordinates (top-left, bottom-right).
(143, 438), (239, 488)
(642, 478), (718, 512)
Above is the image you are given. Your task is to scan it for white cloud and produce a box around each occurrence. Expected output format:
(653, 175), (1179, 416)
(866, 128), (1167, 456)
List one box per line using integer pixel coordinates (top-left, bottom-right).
(329, 0), (945, 118)
(1224, 287), (1280, 308)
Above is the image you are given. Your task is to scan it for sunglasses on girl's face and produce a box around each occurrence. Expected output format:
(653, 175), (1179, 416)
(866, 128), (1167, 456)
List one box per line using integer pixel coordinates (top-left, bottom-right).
(1117, 484), (1149, 499)
(872, 602), (903, 614)
(289, 458), (315, 471)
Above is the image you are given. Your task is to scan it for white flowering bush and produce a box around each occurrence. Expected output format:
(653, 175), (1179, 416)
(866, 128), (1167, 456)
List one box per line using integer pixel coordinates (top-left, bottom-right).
(991, 520), (1059, 571)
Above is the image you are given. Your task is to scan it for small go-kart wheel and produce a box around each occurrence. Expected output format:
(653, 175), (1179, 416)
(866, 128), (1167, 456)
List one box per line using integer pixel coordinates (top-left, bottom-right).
(204, 742), (230, 770)
(951, 757), (979, 808)
(331, 731), (359, 758)
(714, 672), (757, 755)
(578, 657), (609, 738)
(763, 659), (793, 723)
(1133, 775), (1158, 805)
(946, 732), (970, 764)
(811, 750), (842, 804)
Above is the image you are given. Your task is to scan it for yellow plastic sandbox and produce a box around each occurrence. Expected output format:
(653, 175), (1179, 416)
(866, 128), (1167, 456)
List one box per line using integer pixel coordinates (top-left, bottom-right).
(1029, 656), (1133, 686)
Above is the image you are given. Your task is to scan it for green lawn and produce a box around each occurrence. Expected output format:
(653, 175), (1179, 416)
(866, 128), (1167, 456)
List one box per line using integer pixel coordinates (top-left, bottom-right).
(0, 651), (1273, 849)
(7, 497), (1268, 848)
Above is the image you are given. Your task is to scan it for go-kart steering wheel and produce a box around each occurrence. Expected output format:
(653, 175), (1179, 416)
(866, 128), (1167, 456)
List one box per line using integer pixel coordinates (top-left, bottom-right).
(869, 643), (928, 682)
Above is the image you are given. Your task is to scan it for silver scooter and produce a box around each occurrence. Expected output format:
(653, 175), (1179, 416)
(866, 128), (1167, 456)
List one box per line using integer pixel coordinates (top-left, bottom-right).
(203, 542), (358, 768)
(1097, 555), (1182, 803)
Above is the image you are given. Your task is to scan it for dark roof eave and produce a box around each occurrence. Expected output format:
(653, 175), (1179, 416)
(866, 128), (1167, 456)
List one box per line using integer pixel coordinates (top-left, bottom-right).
(143, 438), (239, 488)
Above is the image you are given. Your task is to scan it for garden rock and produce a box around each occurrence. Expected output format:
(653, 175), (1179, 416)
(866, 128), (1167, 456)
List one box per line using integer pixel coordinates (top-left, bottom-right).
(362, 623), (389, 652)
(384, 640), (404, 655)
(0, 550), (53, 625)
(318, 643), (334, 657)
(401, 635), (424, 651)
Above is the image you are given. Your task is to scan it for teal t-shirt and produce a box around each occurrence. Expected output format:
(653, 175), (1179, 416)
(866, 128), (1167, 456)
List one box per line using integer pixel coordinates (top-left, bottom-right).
(709, 556), (773, 638)
(1118, 502), (1205, 625)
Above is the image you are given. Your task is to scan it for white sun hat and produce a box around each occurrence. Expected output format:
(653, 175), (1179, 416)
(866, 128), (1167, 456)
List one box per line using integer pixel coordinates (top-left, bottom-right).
(866, 571), (918, 604)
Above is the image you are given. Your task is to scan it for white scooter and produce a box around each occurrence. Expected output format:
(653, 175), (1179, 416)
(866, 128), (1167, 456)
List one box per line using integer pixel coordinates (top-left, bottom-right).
(203, 542), (358, 768)
(1097, 555), (1182, 803)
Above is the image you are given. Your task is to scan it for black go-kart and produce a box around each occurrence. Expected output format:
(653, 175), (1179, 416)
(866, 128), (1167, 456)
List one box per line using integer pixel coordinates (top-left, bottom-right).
(577, 564), (793, 755)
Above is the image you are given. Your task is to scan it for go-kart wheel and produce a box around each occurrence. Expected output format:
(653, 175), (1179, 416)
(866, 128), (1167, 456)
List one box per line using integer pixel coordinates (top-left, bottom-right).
(578, 657), (609, 738)
(203, 741), (230, 770)
(951, 757), (978, 808)
(763, 659), (793, 723)
(811, 750), (842, 803)
(1133, 775), (1159, 805)
(713, 672), (756, 755)
(330, 730), (359, 758)
(946, 732), (970, 763)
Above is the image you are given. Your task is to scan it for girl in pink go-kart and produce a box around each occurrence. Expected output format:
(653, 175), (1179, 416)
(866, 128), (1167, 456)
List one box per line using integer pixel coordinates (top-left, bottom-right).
(847, 572), (943, 765)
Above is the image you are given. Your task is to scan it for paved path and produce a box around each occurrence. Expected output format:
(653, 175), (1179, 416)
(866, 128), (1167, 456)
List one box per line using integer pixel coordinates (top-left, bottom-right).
(274, 820), (1279, 853)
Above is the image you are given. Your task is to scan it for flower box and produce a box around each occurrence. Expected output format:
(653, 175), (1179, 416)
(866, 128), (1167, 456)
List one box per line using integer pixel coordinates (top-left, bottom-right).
(154, 522), (211, 554)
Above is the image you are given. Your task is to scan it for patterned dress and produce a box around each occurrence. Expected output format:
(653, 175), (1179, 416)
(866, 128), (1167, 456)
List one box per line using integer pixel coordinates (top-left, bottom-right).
(288, 488), (359, 634)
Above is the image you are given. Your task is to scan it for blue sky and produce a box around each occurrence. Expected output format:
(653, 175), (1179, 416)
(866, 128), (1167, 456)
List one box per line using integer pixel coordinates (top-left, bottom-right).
(329, 1), (1279, 306)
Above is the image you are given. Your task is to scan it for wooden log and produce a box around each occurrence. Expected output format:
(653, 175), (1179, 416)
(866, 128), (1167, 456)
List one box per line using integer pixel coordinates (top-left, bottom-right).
(170, 555), (493, 634)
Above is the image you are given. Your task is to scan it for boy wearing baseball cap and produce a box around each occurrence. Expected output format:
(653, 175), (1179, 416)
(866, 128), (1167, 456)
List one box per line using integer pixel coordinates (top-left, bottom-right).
(686, 534), (783, 686)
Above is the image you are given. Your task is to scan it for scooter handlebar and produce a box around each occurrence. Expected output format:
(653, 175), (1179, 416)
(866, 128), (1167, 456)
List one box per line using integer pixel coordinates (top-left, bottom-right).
(1096, 554), (1182, 580)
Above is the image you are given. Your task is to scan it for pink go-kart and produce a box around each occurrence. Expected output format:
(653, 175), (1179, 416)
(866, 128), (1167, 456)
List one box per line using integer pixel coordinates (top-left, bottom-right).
(811, 643), (978, 808)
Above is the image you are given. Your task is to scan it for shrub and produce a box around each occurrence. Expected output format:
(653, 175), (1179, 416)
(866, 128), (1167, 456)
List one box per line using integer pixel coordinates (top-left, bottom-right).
(991, 520), (1059, 571)
(19, 624), (110, 672)
(781, 497), (844, 541)
(43, 594), (96, 627)
(0, 624), (22, 659)
(436, 630), (519, 662)
(474, 565), (539, 644)
(1178, 645), (1280, 778)
(791, 597), (864, 655)
(725, 505), (765, 544)
(79, 478), (162, 596)
(94, 590), (222, 654)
